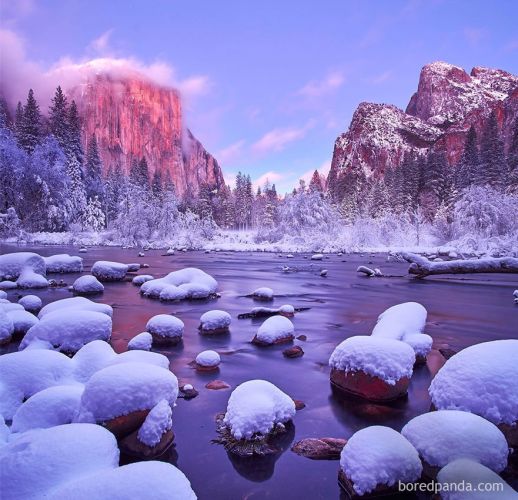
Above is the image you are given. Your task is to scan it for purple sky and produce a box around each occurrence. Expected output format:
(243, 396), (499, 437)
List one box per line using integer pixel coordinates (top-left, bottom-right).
(1, 0), (517, 193)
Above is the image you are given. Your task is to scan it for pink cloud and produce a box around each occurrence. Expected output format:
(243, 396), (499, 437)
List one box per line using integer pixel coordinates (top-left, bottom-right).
(217, 140), (245, 165)
(297, 71), (345, 98)
(252, 171), (285, 190)
(251, 123), (312, 154)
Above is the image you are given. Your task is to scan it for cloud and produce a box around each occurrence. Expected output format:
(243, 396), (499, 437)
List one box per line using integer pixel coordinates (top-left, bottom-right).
(0, 28), (211, 109)
(367, 70), (393, 85)
(88, 29), (114, 55)
(252, 171), (285, 190)
(297, 71), (345, 98)
(463, 27), (486, 46)
(251, 123), (312, 154)
(217, 140), (245, 165)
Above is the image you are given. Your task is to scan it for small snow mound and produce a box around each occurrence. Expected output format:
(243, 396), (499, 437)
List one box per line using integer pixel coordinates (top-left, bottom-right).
(72, 275), (104, 295)
(199, 310), (231, 331)
(340, 426), (422, 496)
(329, 336), (415, 385)
(255, 315), (295, 344)
(17, 268), (49, 288)
(132, 274), (154, 286)
(0, 252), (46, 280)
(223, 380), (296, 440)
(279, 304), (295, 315)
(126, 263), (141, 272)
(128, 332), (153, 351)
(429, 340), (518, 425)
(137, 399), (173, 447)
(196, 350), (221, 368)
(7, 309), (39, 335)
(311, 253), (324, 260)
(91, 260), (128, 282)
(78, 362), (178, 422)
(0, 308), (14, 343)
(44, 254), (83, 273)
(18, 294), (42, 313)
(0, 290), (6, 299)
(437, 459), (518, 500)
(38, 296), (113, 319)
(0, 280), (18, 290)
(251, 287), (274, 300)
(140, 268), (217, 300)
(401, 410), (508, 472)
(146, 314), (184, 341)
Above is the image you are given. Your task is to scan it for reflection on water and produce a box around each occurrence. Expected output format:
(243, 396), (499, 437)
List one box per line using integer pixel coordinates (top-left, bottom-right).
(1, 243), (517, 499)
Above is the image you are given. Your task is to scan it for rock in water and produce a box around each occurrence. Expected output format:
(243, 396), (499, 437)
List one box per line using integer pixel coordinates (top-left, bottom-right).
(292, 438), (347, 460)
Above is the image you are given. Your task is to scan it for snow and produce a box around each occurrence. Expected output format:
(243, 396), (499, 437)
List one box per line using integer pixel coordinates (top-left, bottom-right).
(0, 280), (18, 290)
(429, 340), (518, 425)
(132, 274), (154, 286)
(403, 333), (433, 357)
(47, 461), (197, 500)
(0, 423), (119, 500)
(18, 294), (42, 313)
(329, 336), (416, 384)
(0, 252), (46, 280)
(72, 275), (104, 295)
(514, 289), (518, 304)
(279, 304), (295, 315)
(137, 399), (172, 446)
(77, 362), (178, 422)
(0, 290), (6, 299)
(401, 410), (508, 472)
(44, 254), (83, 273)
(11, 385), (84, 433)
(311, 253), (324, 260)
(223, 380), (296, 440)
(146, 314), (184, 341)
(199, 310), (231, 331)
(436, 459), (518, 500)
(252, 287), (274, 300)
(39, 296), (113, 319)
(16, 268), (49, 288)
(7, 309), (39, 335)
(91, 260), (128, 281)
(20, 309), (112, 353)
(340, 426), (422, 496)
(255, 315), (295, 344)
(0, 308), (14, 343)
(0, 301), (23, 312)
(128, 331), (153, 351)
(140, 267), (217, 300)
(195, 350), (221, 367)
(0, 349), (74, 419)
(126, 262), (141, 272)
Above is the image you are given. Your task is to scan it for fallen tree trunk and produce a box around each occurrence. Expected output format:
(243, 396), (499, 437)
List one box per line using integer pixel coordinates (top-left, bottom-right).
(400, 252), (518, 278)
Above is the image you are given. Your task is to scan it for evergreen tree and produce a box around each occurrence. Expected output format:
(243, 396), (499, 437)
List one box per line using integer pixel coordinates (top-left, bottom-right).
(130, 156), (150, 188)
(105, 164), (125, 224)
(19, 89), (42, 154)
(83, 196), (106, 232)
(14, 102), (24, 143)
(67, 100), (83, 166)
(84, 134), (104, 202)
(48, 86), (69, 148)
(151, 169), (163, 199)
(479, 111), (506, 189)
(507, 118), (518, 194)
(309, 170), (324, 193)
(456, 125), (478, 189)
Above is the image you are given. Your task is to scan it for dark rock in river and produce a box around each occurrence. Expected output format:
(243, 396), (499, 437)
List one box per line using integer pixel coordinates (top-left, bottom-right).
(119, 428), (175, 460)
(291, 437), (347, 460)
(206, 380), (231, 390)
(102, 409), (150, 439)
(283, 345), (304, 358)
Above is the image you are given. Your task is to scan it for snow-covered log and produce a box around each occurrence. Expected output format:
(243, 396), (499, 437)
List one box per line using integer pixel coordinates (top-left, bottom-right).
(356, 266), (382, 277)
(401, 252), (518, 277)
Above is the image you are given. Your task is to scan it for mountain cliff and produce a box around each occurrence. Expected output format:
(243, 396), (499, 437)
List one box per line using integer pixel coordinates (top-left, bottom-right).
(329, 62), (518, 184)
(68, 71), (224, 197)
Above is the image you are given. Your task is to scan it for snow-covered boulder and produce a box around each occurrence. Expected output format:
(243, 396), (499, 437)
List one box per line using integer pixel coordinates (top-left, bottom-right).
(0, 349), (75, 420)
(251, 287), (274, 301)
(18, 294), (42, 314)
(429, 340), (518, 447)
(0, 252), (46, 280)
(20, 309), (112, 354)
(199, 310), (231, 335)
(47, 461), (197, 500)
(372, 302), (431, 363)
(437, 459), (518, 500)
(7, 309), (39, 337)
(77, 362), (178, 439)
(252, 315), (295, 346)
(126, 263), (141, 272)
(329, 336), (415, 402)
(16, 268), (49, 288)
(140, 267), (217, 300)
(38, 296), (113, 319)
(401, 410), (508, 477)
(44, 254), (83, 273)
(91, 260), (128, 282)
(11, 385), (84, 433)
(132, 274), (154, 286)
(223, 380), (296, 441)
(0, 308), (14, 345)
(195, 350), (221, 370)
(128, 332), (153, 351)
(339, 426), (422, 497)
(119, 399), (175, 460)
(0, 290), (6, 299)
(72, 275), (104, 295)
(514, 289), (518, 304)
(0, 301), (23, 312)
(311, 253), (324, 260)
(0, 280), (18, 290)
(279, 304), (295, 317)
(0, 424), (119, 500)
(146, 314), (184, 345)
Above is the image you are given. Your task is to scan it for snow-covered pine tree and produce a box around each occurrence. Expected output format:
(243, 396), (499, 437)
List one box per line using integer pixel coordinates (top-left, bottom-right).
(129, 156), (150, 189)
(14, 102), (24, 142)
(0, 121), (27, 211)
(479, 110), (506, 190)
(83, 196), (106, 232)
(309, 169), (324, 193)
(456, 125), (478, 189)
(18, 89), (42, 154)
(84, 134), (105, 202)
(104, 164), (126, 225)
(151, 168), (163, 200)
(67, 100), (84, 166)
(48, 86), (68, 149)
(507, 118), (518, 194)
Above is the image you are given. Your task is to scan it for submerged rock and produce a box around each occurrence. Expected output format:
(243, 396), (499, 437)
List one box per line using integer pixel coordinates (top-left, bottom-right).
(292, 437), (347, 460)
(283, 346), (304, 358)
(206, 380), (231, 390)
